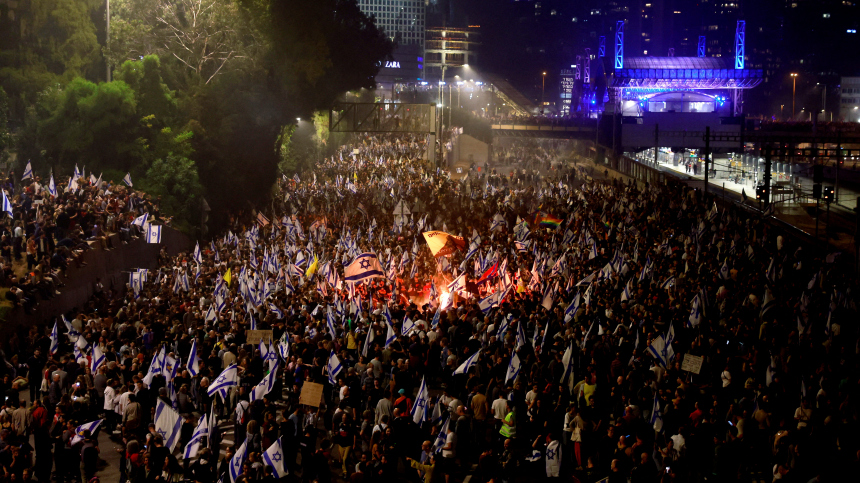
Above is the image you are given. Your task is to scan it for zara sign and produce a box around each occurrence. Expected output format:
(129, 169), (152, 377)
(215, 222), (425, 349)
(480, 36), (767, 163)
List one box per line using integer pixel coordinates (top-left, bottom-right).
(384, 61), (401, 69)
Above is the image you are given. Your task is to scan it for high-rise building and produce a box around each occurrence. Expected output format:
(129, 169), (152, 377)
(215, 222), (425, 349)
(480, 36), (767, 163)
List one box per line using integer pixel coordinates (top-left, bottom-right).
(356, 0), (426, 53)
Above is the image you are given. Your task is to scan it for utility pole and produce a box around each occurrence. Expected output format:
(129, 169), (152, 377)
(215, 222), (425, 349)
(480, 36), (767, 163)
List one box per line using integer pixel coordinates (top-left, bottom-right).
(764, 143), (772, 208)
(704, 126), (710, 193)
(653, 124), (660, 167)
(791, 73), (798, 119)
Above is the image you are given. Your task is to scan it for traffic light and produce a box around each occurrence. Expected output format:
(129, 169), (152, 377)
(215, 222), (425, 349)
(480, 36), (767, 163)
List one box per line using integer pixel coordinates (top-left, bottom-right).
(812, 184), (822, 199)
(823, 186), (834, 203)
(756, 186), (768, 200)
(813, 164), (824, 183)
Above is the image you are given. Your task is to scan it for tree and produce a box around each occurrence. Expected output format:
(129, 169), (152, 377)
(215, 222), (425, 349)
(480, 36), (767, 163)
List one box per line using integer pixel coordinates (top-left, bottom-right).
(141, 153), (204, 231)
(0, 0), (103, 114)
(0, 87), (11, 166)
(108, 0), (260, 86)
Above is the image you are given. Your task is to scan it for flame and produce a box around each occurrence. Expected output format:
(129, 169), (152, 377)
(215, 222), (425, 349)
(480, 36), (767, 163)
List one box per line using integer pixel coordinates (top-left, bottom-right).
(439, 291), (451, 308)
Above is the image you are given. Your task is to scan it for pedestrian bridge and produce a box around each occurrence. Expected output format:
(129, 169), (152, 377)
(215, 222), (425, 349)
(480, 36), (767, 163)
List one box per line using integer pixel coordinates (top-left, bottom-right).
(491, 121), (598, 139)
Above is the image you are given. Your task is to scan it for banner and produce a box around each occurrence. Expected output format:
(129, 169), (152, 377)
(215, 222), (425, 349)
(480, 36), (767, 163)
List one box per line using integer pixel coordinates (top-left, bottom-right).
(422, 231), (466, 257)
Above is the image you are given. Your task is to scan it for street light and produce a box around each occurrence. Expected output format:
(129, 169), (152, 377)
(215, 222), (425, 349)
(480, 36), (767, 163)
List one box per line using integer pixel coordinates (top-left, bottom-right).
(541, 72), (547, 114)
(790, 73), (798, 119)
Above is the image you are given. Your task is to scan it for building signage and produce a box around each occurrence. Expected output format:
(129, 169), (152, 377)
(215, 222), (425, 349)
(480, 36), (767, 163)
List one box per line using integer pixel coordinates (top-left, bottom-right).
(384, 61), (401, 69)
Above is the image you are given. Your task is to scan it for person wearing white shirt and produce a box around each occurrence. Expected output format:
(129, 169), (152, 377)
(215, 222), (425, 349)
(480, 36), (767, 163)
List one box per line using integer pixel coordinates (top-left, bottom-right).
(104, 380), (117, 432)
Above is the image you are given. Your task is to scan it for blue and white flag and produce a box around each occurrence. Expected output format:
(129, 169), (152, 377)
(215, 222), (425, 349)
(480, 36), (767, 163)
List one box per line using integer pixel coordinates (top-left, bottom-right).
(182, 413), (209, 460)
(447, 273), (467, 294)
(155, 399), (183, 451)
(187, 339), (200, 376)
(326, 307), (338, 341)
(411, 376), (430, 424)
(208, 364), (239, 397)
(505, 352), (521, 384)
(91, 345), (106, 373)
(143, 347), (165, 387)
(50, 321), (60, 355)
(123, 172), (133, 187)
(71, 419), (103, 445)
(193, 242), (203, 264)
(344, 252), (385, 283)
(453, 351), (480, 375)
(22, 161), (33, 180)
(431, 307), (441, 328)
(230, 438), (248, 483)
(1, 190), (12, 218)
(262, 437), (288, 478)
(132, 213), (148, 228)
(326, 350), (343, 385)
(146, 224), (162, 244)
(48, 174), (57, 197)
(278, 332), (291, 361)
(564, 293), (581, 323)
(688, 295), (702, 327)
(251, 359), (279, 402)
(647, 335), (672, 368)
(651, 395), (664, 433)
(432, 416), (450, 454)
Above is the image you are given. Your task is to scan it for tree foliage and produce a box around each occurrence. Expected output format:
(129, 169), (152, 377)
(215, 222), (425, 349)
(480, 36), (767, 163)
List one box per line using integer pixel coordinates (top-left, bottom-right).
(1, 0), (393, 233)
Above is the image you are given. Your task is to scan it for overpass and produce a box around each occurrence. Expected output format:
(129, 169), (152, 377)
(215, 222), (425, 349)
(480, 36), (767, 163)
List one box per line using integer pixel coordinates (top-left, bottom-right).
(491, 120), (598, 139)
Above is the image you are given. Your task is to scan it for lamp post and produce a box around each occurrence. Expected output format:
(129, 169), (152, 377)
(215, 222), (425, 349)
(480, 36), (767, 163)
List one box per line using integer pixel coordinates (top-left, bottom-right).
(791, 73), (798, 119)
(541, 71), (547, 114)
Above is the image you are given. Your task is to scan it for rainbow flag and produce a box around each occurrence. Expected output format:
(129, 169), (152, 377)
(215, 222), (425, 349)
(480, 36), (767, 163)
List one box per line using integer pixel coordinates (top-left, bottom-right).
(538, 215), (563, 229)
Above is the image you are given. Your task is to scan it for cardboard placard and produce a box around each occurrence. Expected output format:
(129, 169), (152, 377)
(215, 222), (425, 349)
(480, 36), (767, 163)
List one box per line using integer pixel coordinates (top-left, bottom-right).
(681, 354), (704, 374)
(299, 382), (324, 407)
(246, 330), (273, 345)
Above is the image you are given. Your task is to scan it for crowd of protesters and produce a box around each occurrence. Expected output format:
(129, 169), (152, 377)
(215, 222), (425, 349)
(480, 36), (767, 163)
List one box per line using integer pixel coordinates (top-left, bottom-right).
(1, 169), (162, 313)
(0, 131), (858, 483)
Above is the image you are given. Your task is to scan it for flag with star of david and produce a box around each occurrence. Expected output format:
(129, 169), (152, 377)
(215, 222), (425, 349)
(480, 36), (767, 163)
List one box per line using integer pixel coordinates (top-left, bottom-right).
(262, 436), (288, 477)
(70, 419), (102, 445)
(182, 413), (209, 459)
(343, 252), (384, 283)
(230, 438), (248, 483)
(411, 376), (430, 424)
(208, 363), (239, 397)
(155, 400), (182, 452)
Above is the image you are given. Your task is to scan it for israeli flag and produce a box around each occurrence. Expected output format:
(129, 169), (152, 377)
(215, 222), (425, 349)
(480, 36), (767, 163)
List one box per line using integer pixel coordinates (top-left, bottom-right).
(647, 335), (672, 368)
(326, 307), (338, 341)
(447, 274), (467, 294)
(431, 307), (441, 328)
(278, 332), (291, 361)
(193, 242), (203, 264)
(22, 161), (33, 180)
(50, 321), (59, 355)
(432, 416), (451, 454)
(453, 351), (480, 375)
(204, 306), (217, 324)
(505, 352), (521, 384)
(146, 224), (162, 244)
(48, 174), (57, 197)
(1, 190), (12, 218)
(326, 350), (343, 385)
(251, 358), (279, 402)
(651, 395), (664, 433)
(70, 419), (103, 445)
(182, 414), (209, 460)
(142, 347), (165, 387)
(208, 364), (239, 397)
(123, 172), (133, 187)
(411, 376), (430, 424)
(91, 346), (106, 373)
(132, 213), (148, 227)
(230, 438), (248, 483)
(187, 339), (200, 376)
(262, 437), (288, 478)
(688, 295), (702, 327)
(564, 293), (581, 323)
(560, 343), (574, 390)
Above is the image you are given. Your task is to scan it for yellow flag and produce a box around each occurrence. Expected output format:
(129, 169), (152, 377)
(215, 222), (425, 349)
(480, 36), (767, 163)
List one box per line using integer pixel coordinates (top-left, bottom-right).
(223, 268), (232, 286)
(305, 255), (319, 277)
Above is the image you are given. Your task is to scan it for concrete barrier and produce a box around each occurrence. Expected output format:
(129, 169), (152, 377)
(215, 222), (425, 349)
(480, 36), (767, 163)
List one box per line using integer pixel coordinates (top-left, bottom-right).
(3, 226), (191, 332)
